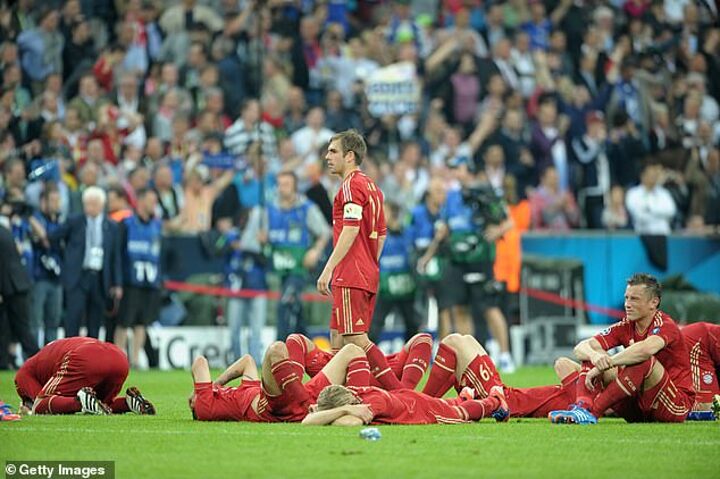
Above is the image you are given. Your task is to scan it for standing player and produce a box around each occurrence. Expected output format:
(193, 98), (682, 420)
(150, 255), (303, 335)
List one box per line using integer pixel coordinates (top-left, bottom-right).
(14, 337), (155, 415)
(682, 322), (720, 414)
(317, 130), (402, 390)
(422, 333), (582, 418)
(550, 273), (695, 424)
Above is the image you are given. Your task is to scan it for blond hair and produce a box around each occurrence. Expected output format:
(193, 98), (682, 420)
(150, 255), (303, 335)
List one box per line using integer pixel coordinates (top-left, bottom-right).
(316, 385), (360, 411)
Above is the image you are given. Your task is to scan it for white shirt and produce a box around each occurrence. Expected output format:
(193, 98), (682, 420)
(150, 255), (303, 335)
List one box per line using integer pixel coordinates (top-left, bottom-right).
(291, 126), (335, 161)
(625, 184), (677, 234)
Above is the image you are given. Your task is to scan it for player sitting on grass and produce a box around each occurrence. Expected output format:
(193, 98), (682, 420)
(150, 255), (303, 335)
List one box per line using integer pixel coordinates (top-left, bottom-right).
(14, 337), (155, 415)
(190, 343), (372, 422)
(421, 333), (587, 418)
(550, 273), (694, 424)
(682, 321), (720, 418)
(302, 382), (509, 426)
(285, 332), (433, 390)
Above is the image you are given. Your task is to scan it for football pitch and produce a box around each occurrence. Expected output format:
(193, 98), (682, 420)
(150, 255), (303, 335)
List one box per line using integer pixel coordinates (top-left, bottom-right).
(1, 368), (718, 479)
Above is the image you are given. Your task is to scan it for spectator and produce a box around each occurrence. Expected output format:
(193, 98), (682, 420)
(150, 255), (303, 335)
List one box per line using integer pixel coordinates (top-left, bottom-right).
(68, 74), (103, 127)
(224, 99), (277, 160)
(50, 186), (123, 339)
(602, 185), (630, 230)
(291, 107), (334, 168)
(529, 166), (581, 231)
(571, 111), (611, 229)
(530, 95), (571, 191)
(62, 17), (95, 83)
(626, 164), (677, 234)
(177, 165), (233, 234)
(17, 8), (63, 89)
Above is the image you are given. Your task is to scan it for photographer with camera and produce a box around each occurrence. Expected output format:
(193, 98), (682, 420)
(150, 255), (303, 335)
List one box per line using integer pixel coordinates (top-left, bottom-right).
(434, 160), (516, 373)
(30, 185), (64, 345)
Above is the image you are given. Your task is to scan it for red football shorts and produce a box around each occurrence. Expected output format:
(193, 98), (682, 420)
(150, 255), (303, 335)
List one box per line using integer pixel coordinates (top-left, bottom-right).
(264, 373), (331, 422)
(37, 342), (128, 403)
(612, 371), (692, 423)
(330, 287), (376, 335)
(306, 349), (333, 378)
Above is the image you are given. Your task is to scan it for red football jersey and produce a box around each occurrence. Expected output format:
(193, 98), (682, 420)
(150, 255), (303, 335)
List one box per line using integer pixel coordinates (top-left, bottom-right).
(209, 380), (278, 422)
(682, 322), (720, 403)
(507, 384), (576, 418)
(17, 337), (104, 389)
(593, 311), (695, 401)
(349, 386), (469, 424)
(331, 170), (386, 293)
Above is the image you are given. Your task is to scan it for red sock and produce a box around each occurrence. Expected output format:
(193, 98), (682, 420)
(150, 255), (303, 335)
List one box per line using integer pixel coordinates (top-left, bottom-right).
(460, 355), (504, 399)
(401, 334), (432, 389)
(271, 359), (311, 406)
(286, 334), (307, 372)
(422, 343), (457, 397)
(364, 343), (403, 390)
(110, 397), (130, 413)
(33, 395), (81, 414)
(345, 357), (371, 387)
(590, 359), (653, 417)
(460, 396), (500, 421)
(576, 361), (598, 409)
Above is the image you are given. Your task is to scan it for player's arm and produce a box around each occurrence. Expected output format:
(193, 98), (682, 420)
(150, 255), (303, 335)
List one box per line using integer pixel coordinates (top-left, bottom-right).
(301, 404), (373, 426)
(213, 354), (259, 386)
(317, 225), (360, 295)
(608, 336), (665, 368)
(417, 222), (448, 272)
(574, 337), (612, 369)
(376, 234), (386, 261)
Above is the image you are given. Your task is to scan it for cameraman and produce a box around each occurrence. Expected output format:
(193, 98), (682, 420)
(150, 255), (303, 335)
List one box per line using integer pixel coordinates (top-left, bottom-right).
(436, 160), (516, 372)
(31, 185), (64, 345)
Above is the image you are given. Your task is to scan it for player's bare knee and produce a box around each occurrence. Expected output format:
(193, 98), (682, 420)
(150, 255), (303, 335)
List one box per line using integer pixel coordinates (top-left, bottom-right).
(343, 334), (370, 350)
(441, 333), (463, 351)
(266, 341), (288, 363)
(554, 357), (579, 379)
(339, 343), (364, 359)
(191, 356), (209, 378)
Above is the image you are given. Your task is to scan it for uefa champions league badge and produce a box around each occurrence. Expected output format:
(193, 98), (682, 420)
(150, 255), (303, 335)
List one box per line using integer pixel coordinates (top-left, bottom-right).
(360, 427), (382, 441)
(651, 327), (660, 335)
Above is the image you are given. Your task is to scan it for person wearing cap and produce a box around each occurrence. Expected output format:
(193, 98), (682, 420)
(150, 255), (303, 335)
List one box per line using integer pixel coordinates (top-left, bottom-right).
(571, 111), (611, 229)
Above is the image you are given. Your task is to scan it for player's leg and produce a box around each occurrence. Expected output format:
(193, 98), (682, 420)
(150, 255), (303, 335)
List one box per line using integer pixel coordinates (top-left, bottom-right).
(453, 305), (474, 336)
(554, 357), (581, 381)
(191, 356), (212, 383)
(261, 341), (311, 406)
(189, 355), (213, 420)
(456, 335), (504, 399)
(399, 333), (433, 389)
(286, 333), (315, 374)
(320, 344), (369, 387)
(337, 287), (403, 390)
(484, 306), (515, 372)
(114, 287), (136, 359)
(423, 333), (462, 397)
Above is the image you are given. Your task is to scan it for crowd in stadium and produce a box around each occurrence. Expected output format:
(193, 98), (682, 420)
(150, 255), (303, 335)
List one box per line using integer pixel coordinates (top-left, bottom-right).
(0, 0), (719, 372)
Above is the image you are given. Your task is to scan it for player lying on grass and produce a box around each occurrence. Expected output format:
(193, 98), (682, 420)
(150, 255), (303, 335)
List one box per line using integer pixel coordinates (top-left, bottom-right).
(550, 273), (695, 424)
(190, 342), (373, 422)
(14, 337), (155, 415)
(301, 382), (509, 426)
(682, 321), (720, 415)
(286, 332), (432, 389)
(421, 333), (591, 418)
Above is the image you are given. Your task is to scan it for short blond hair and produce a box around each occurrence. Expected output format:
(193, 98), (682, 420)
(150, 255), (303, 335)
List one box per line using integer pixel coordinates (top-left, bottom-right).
(329, 129), (367, 165)
(316, 385), (360, 411)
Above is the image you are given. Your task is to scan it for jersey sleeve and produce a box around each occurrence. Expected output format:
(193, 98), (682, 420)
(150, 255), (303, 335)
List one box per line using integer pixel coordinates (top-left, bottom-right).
(594, 321), (628, 350)
(341, 177), (369, 226)
(650, 319), (678, 349)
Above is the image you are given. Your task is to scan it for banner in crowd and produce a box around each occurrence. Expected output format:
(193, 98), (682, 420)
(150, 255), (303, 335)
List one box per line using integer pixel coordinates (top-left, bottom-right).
(365, 61), (421, 117)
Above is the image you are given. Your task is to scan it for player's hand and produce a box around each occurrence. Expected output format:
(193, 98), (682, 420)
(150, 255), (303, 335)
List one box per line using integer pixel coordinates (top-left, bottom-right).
(343, 404), (373, 424)
(110, 286), (123, 301)
(317, 268), (332, 296)
(585, 367), (602, 391)
(592, 352), (613, 371)
(416, 254), (432, 274)
(303, 248), (321, 270)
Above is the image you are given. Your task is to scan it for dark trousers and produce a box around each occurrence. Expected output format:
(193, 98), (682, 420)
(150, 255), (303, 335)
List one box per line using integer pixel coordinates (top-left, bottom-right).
(276, 274), (307, 340)
(65, 271), (105, 338)
(0, 292), (40, 369)
(369, 297), (419, 343)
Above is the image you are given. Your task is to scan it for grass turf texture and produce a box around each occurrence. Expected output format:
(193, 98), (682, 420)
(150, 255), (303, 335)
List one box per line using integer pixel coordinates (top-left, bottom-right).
(1, 367), (718, 479)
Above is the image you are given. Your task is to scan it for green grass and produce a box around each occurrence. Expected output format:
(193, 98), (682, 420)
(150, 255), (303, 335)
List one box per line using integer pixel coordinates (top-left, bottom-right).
(1, 368), (718, 479)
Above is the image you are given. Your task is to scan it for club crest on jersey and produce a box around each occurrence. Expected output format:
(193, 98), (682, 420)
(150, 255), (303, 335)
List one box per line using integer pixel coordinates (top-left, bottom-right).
(703, 373), (714, 385)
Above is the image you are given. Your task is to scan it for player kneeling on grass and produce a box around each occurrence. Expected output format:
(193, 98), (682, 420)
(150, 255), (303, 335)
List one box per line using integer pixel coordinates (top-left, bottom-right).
(422, 333), (587, 419)
(302, 383), (508, 426)
(190, 343), (373, 422)
(286, 333), (433, 390)
(14, 338), (155, 415)
(550, 273), (695, 424)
